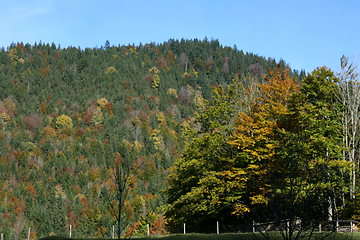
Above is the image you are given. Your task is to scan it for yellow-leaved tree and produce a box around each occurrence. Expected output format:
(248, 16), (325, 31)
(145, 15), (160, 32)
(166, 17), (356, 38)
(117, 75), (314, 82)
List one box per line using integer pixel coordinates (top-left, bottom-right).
(55, 115), (73, 129)
(149, 67), (160, 89)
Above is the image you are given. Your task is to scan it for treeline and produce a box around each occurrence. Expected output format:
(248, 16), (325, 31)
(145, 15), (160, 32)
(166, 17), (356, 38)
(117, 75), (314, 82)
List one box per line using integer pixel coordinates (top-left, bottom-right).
(0, 38), (302, 239)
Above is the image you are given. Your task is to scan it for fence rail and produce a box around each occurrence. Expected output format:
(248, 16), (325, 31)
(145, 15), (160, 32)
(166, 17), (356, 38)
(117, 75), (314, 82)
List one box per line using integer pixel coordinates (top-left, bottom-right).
(163, 220), (358, 236)
(0, 220), (357, 239)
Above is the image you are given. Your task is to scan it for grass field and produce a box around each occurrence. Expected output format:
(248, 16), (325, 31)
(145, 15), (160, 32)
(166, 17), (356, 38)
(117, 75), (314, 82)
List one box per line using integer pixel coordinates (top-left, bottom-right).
(40, 232), (360, 240)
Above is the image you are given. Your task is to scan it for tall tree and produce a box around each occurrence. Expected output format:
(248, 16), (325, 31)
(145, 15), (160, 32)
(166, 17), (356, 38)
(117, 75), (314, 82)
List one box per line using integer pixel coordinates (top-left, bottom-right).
(164, 76), (258, 228)
(290, 67), (350, 221)
(230, 66), (350, 239)
(337, 55), (360, 201)
(229, 67), (300, 221)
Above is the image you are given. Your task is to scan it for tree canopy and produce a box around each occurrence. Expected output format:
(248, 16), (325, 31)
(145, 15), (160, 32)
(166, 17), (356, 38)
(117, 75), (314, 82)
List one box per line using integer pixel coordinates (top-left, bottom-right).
(165, 66), (351, 237)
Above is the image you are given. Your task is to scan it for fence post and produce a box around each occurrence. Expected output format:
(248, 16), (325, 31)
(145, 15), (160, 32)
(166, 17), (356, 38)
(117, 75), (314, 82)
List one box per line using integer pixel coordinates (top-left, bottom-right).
(253, 221), (255, 233)
(217, 221), (219, 235)
(336, 221), (339, 232)
(1, 233), (3, 240)
(112, 225), (114, 239)
(319, 223), (321, 233)
(351, 221), (353, 233)
(28, 228), (30, 240)
(184, 223), (186, 234)
(70, 225), (71, 238)
(147, 224), (149, 236)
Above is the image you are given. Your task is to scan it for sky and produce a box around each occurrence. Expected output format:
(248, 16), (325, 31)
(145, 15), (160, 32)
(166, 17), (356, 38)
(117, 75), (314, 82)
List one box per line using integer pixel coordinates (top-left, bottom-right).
(1, 0), (359, 73)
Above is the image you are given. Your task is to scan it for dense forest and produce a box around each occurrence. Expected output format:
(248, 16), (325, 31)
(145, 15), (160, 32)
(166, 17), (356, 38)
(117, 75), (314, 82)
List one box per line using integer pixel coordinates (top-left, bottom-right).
(0, 38), (307, 239)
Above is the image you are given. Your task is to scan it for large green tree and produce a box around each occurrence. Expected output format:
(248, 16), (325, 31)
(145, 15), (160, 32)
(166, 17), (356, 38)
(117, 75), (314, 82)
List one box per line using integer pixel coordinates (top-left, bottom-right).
(290, 67), (350, 220)
(164, 76), (257, 228)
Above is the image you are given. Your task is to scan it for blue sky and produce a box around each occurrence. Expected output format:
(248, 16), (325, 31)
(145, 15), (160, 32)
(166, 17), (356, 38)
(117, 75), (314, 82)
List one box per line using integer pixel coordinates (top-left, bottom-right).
(1, 0), (359, 73)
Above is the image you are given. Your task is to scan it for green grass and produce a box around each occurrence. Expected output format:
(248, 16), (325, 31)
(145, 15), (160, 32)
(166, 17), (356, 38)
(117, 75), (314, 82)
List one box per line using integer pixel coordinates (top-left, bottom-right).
(40, 232), (360, 240)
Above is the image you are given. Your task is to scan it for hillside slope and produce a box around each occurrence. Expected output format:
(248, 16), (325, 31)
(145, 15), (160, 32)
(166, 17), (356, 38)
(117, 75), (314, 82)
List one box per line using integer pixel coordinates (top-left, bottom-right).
(0, 39), (303, 239)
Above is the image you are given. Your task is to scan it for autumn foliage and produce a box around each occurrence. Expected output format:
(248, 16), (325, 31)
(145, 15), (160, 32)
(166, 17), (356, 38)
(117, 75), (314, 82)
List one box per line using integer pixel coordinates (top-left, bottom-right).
(0, 39), (310, 238)
(166, 66), (350, 232)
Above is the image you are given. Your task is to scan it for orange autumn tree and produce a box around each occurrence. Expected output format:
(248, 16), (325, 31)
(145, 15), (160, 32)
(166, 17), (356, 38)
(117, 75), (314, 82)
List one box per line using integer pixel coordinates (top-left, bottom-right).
(230, 67), (350, 239)
(228, 67), (315, 239)
(229, 67), (299, 212)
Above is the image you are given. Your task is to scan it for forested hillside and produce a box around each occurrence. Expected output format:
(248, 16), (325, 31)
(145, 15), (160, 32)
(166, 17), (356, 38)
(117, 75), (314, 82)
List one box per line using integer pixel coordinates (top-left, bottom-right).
(0, 39), (304, 239)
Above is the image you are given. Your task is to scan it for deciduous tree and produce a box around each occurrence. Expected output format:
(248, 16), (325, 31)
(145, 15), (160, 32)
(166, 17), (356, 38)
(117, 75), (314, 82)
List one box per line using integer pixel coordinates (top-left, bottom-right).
(337, 56), (360, 201)
(230, 67), (349, 239)
(165, 76), (256, 227)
